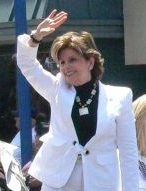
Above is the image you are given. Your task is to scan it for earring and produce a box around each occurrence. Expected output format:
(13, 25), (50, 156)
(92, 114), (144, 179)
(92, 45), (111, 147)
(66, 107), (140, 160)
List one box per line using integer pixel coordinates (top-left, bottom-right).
(89, 66), (93, 70)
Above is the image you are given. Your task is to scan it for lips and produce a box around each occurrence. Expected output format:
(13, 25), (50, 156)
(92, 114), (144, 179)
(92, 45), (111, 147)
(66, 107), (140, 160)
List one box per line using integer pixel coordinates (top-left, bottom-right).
(65, 71), (74, 77)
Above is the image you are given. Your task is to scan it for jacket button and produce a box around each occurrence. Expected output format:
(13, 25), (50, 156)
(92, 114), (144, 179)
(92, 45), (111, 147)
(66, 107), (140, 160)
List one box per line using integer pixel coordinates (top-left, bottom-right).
(73, 141), (77, 145)
(85, 150), (89, 155)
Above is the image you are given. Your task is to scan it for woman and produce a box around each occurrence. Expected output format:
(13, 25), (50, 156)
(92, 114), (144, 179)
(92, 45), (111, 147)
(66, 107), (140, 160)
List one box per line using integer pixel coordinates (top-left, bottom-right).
(133, 94), (146, 191)
(17, 9), (139, 191)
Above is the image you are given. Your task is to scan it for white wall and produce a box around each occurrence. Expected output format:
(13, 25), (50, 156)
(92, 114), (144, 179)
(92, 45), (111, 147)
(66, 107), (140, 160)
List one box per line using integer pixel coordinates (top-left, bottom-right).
(123, 0), (146, 65)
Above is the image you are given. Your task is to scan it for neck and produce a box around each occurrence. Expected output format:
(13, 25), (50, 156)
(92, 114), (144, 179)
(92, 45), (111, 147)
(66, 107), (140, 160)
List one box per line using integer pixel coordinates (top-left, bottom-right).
(74, 78), (95, 87)
(73, 75), (92, 86)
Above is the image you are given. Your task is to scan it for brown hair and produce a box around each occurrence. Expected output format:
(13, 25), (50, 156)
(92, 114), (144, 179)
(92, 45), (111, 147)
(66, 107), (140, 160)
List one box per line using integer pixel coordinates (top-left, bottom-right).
(133, 94), (146, 157)
(50, 31), (104, 80)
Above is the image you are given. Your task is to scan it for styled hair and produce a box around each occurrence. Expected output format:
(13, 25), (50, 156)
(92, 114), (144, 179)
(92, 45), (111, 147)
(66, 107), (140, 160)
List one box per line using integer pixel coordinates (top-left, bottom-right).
(133, 94), (146, 157)
(50, 31), (104, 80)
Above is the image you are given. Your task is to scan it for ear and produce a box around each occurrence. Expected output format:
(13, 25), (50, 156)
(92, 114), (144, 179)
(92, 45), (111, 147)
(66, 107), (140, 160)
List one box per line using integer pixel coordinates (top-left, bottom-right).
(88, 57), (95, 70)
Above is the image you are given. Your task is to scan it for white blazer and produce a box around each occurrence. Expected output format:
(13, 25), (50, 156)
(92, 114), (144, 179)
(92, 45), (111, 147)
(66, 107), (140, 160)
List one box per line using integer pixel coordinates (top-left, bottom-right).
(17, 34), (139, 191)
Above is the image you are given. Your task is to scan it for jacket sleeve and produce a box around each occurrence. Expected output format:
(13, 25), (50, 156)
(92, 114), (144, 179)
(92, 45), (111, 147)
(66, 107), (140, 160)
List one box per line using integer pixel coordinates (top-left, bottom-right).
(116, 88), (139, 191)
(17, 34), (57, 102)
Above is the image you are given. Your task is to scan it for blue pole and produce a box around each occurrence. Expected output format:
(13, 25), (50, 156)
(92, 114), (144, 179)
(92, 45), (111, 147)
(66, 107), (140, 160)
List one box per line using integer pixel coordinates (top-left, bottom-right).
(14, 0), (32, 166)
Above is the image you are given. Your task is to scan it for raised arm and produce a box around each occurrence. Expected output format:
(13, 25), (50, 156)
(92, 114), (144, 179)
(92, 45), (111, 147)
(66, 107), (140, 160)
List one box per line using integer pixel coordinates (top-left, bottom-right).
(17, 9), (68, 101)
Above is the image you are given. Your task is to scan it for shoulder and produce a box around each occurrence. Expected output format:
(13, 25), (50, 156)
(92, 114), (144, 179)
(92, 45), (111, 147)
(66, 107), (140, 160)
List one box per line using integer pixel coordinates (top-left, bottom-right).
(109, 85), (132, 97)
(99, 81), (133, 102)
(101, 81), (132, 94)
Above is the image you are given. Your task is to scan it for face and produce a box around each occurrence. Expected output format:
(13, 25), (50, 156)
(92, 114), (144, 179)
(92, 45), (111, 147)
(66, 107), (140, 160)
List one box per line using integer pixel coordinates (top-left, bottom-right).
(58, 48), (94, 86)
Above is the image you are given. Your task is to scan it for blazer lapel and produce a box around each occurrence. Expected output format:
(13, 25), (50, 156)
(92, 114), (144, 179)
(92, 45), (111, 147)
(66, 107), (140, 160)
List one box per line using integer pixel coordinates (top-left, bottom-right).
(59, 83), (78, 139)
(86, 81), (110, 145)
(96, 81), (109, 134)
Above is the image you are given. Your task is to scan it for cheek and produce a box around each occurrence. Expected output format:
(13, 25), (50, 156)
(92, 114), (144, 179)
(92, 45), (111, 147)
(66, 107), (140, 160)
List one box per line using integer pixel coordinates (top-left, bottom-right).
(59, 67), (64, 75)
(78, 64), (90, 74)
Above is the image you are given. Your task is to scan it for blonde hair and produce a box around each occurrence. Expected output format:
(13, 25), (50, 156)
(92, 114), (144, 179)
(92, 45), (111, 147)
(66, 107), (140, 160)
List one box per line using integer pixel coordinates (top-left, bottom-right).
(50, 31), (104, 80)
(133, 94), (146, 156)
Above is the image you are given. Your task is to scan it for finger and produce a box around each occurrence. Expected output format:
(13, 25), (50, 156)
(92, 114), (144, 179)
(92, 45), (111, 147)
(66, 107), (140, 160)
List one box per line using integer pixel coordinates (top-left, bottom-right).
(52, 11), (68, 20)
(50, 16), (67, 29)
(53, 11), (67, 18)
(54, 14), (68, 23)
(51, 12), (68, 25)
(48, 9), (57, 18)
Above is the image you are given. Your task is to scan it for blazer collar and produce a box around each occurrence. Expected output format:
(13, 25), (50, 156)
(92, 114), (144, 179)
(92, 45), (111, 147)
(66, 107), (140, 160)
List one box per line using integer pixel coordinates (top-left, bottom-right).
(86, 81), (111, 146)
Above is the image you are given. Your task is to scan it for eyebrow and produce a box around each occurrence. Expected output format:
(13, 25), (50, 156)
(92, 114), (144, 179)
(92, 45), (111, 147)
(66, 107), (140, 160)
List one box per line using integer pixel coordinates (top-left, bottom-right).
(58, 55), (77, 61)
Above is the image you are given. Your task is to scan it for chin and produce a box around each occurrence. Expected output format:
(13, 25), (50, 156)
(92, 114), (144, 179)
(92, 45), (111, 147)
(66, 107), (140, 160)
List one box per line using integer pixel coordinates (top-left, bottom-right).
(67, 81), (75, 86)
(65, 78), (74, 85)
(67, 81), (77, 86)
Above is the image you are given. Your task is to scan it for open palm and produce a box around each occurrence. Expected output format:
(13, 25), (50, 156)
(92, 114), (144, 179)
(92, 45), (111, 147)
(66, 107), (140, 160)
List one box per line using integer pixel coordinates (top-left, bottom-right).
(36, 9), (68, 39)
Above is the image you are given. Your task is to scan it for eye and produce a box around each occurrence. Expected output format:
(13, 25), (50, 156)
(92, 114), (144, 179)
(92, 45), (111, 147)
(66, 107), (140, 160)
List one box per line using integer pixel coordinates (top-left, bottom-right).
(69, 57), (77, 63)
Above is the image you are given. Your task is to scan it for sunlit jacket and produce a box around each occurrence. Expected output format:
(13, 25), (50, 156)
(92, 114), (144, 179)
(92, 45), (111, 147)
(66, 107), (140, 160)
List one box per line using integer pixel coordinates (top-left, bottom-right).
(17, 34), (139, 191)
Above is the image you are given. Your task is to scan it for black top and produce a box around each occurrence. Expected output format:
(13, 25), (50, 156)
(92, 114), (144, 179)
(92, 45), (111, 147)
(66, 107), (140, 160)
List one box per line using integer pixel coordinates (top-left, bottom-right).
(71, 79), (99, 146)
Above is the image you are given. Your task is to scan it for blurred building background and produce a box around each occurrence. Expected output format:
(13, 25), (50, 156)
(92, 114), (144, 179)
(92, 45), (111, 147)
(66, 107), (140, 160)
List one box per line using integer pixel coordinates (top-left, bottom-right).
(0, 0), (146, 141)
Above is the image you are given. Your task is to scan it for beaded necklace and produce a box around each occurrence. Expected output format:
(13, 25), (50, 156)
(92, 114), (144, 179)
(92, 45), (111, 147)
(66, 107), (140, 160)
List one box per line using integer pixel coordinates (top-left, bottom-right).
(139, 160), (146, 181)
(75, 80), (98, 116)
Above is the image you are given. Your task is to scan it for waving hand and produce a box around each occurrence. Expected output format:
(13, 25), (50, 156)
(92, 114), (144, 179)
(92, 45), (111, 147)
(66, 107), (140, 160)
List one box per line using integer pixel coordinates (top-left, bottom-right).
(30, 9), (68, 45)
